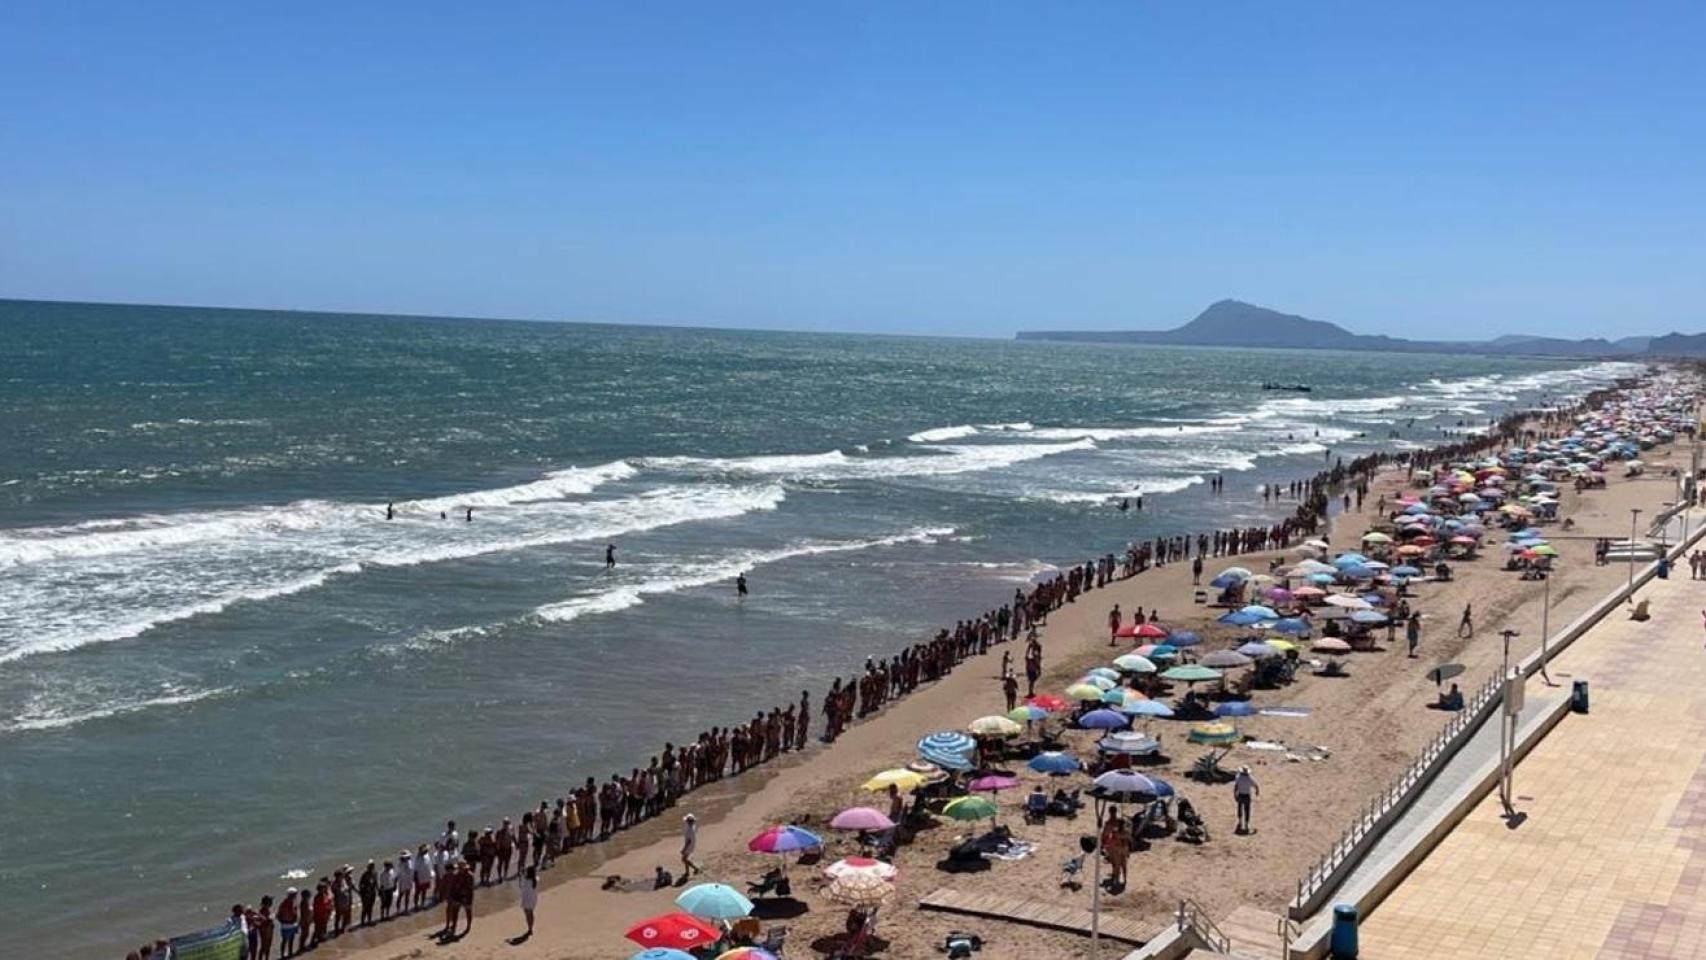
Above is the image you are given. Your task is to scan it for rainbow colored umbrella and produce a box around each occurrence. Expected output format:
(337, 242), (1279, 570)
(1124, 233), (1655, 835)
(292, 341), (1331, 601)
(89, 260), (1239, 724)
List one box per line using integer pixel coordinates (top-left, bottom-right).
(747, 825), (821, 854)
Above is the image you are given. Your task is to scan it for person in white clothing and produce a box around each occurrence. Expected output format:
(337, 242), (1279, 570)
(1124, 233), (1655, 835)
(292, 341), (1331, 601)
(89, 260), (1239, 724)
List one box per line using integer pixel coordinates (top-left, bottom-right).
(1233, 766), (1260, 833)
(514, 866), (540, 941)
(680, 814), (700, 877)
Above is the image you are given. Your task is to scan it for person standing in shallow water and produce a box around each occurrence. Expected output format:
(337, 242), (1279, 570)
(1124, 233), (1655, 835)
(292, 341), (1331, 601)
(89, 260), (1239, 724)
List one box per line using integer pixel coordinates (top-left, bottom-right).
(606, 543), (616, 569)
(736, 572), (748, 598)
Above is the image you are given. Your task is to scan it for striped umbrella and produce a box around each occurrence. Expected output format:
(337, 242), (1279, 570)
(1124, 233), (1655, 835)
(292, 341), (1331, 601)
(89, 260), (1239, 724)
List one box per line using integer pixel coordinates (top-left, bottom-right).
(917, 731), (975, 758)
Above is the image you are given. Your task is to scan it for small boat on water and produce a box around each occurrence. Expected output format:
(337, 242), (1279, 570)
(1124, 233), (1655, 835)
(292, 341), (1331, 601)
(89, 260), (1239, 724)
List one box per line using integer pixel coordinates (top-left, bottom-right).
(1261, 382), (1313, 393)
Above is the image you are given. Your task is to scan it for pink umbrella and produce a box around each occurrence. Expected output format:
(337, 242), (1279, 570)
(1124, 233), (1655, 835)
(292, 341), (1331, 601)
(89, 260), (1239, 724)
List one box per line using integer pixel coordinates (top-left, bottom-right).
(823, 856), (899, 882)
(1264, 587), (1293, 602)
(829, 807), (896, 831)
(968, 775), (1021, 793)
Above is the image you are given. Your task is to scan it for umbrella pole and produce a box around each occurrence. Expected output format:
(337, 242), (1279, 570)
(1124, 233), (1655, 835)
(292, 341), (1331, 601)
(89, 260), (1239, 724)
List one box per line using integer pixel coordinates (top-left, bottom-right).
(1090, 798), (1104, 960)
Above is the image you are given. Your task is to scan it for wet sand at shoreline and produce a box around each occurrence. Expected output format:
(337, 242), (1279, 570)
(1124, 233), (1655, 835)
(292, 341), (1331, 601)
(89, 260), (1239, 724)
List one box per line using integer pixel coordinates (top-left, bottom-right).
(308, 419), (1683, 960)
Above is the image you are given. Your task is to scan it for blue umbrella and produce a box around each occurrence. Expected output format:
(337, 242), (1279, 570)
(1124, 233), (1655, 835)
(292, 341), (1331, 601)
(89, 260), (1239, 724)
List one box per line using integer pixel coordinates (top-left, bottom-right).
(1148, 643), (1179, 658)
(1214, 701), (1260, 718)
(1217, 610), (1265, 627)
(1270, 617), (1310, 636)
(1167, 630), (1202, 647)
(918, 731), (975, 758)
(1122, 700), (1175, 718)
(1145, 774), (1177, 798)
(1340, 564), (1377, 580)
(676, 883), (755, 921)
(1077, 709), (1130, 730)
(1360, 593), (1387, 605)
(1086, 667), (1122, 682)
(921, 749), (973, 772)
(1403, 503), (1432, 515)
(1239, 604), (1280, 620)
(1237, 641), (1281, 659)
(1351, 610), (1389, 624)
(1390, 565), (1422, 577)
(1208, 572), (1244, 589)
(1308, 572), (1336, 585)
(1028, 751), (1080, 774)
(633, 951), (698, 960)
(1332, 553), (1370, 567)
(1097, 731), (1161, 755)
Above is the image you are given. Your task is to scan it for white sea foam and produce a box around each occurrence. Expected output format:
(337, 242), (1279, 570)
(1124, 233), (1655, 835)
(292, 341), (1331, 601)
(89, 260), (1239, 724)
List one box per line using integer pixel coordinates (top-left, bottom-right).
(1026, 424), (1240, 442)
(1, 685), (231, 734)
(0, 483), (786, 663)
(641, 438), (1096, 481)
(906, 424), (980, 443)
(534, 527), (955, 624)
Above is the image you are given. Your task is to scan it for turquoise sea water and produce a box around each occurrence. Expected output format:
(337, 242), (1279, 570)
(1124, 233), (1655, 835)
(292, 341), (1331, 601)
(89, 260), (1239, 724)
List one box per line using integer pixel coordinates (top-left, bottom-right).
(0, 300), (1639, 955)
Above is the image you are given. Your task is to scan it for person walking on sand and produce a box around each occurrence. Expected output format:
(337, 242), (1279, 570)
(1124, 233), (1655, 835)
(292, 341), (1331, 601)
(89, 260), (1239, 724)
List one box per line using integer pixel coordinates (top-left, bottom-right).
(1002, 671), (1019, 712)
(514, 866), (539, 941)
(1107, 604), (1122, 646)
(1406, 613), (1422, 658)
(1191, 554), (1203, 585)
(1458, 602), (1474, 639)
(680, 813), (701, 877)
(1233, 766), (1260, 834)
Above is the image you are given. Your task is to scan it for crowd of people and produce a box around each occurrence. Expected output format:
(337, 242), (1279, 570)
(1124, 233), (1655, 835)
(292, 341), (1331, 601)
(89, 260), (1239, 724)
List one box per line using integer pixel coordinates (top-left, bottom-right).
(140, 379), (1648, 960)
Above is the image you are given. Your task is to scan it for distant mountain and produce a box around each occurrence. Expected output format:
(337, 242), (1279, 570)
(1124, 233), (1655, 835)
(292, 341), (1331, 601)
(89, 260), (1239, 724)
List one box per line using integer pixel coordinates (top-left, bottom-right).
(1017, 300), (1665, 358)
(1646, 333), (1706, 357)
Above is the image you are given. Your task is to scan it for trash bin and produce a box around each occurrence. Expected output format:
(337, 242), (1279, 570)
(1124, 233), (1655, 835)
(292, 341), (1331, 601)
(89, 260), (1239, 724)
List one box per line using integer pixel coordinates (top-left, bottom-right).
(1572, 679), (1590, 714)
(1330, 903), (1358, 959)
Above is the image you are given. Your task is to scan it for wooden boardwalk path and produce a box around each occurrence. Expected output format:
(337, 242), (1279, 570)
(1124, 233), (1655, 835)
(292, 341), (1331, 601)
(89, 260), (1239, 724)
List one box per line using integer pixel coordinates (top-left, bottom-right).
(917, 887), (1162, 945)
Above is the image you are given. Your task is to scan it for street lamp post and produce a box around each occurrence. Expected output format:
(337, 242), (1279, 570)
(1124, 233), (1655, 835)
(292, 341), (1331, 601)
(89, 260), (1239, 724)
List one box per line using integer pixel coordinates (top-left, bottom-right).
(1629, 508), (1643, 595)
(1498, 628), (1520, 814)
(1538, 569), (1553, 686)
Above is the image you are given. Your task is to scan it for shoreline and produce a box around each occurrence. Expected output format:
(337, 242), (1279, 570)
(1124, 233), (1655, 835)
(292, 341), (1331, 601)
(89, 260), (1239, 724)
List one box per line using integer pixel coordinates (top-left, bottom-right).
(203, 372), (1679, 960)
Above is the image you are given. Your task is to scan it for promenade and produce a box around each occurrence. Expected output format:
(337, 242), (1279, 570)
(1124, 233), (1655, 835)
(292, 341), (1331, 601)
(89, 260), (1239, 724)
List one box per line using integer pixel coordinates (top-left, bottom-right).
(1358, 567), (1706, 959)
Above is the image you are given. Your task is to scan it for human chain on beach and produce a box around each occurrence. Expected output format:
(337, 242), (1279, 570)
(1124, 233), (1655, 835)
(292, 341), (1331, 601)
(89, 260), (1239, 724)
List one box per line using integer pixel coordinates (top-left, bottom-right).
(148, 374), (1659, 960)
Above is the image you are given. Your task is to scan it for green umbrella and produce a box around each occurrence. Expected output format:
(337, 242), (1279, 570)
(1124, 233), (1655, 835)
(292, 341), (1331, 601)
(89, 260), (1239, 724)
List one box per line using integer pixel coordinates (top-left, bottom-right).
(1160, 664), (1223, 683)
(941, 796), (998, 822)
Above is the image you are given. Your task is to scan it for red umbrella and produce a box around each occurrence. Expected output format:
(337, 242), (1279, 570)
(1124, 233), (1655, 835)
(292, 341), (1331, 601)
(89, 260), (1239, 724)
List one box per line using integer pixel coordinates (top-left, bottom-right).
(1134, 623), (1169, 639)
(1025, 694), (1070, 712)
(625, 912), (720, 950)
(1113, 623), (1140, 638)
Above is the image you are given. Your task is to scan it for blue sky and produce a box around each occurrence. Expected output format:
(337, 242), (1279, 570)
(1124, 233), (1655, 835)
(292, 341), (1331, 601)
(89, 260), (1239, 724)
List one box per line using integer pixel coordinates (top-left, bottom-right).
(1, 2), (1701, 337)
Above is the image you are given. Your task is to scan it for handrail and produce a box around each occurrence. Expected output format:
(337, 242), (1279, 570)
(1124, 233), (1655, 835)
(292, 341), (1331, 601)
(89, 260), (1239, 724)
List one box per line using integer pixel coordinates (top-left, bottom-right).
(1176, 898), (1231, 953)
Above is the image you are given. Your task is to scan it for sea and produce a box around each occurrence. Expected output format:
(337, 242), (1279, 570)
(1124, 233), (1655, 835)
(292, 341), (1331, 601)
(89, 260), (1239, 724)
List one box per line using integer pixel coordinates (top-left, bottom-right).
(0, 299), (1642, 955)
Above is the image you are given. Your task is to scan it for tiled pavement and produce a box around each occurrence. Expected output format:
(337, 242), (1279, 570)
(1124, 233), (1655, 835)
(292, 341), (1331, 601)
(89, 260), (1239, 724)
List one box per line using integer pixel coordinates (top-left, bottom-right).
(1358, 572), (1706, 959)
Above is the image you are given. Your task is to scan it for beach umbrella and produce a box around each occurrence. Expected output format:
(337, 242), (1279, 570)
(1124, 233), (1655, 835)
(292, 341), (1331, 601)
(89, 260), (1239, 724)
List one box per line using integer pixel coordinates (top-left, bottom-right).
(1311, 638), (1353, 654)
(716, 949), (779, 960)
(1026, 694), (1070, 712)
(675, 883), (754, 921)
(1135, 643), (1178, 660)
(829, 807), (895, 831)
(1200, 649), (1255, 669)
(1307, 573), (1337, 586)
(1265, 587), (1294, 603)
(626, 913), (721, 951)
(1133, 622), (1169, 639)
(918, 731), (976, 759)
(1362, 531), (1393, 544)
(1113, 654), (1157, 674)
(1427, 663), (1466, 687)
(1168, 629), (1202, 648)
(1362, 560), (1390, 571)
(1292, 586), (1326, 599)
(1350, 610), (1389, 624)
(822, 857), (898, 882)
(1112, 623), (1141, 639)
(1292, 559), (1337, 575)
(1217, 566), (1254, 581)
(1239, 604), (1280, 620)
(1090, 769), (1163, 802)
(825, 872), (895, 908)
(1214, 700), (1260, 718)
(1397, 544), (1427, 556)
(1209, 573), (1243, 589)
(1332, 552), (1370, 567)
(1217, 609), (1266, 627)
(1187, 722), (1242, 746)
(633, 951), (698, 960)
(1237, 641), (1281, 659)
(862, 769), (925, 792)
(1339, 563), (1378, 580)
(1120, 699), (1174, 718)
(1096, 731), (1161, 755)
(1077, 708), (1130, 730)
(1530, 544), (1559, 557)
(921, 749), (973, 772)
(1008, 705), (1048, 723)
(1304, 539), (1332, 550)
(967, 715), (1023, 737)
(1079, 674), (1117, 691)
(968, 774), (1021, 793)
(1265, 638), (1299, 653)
(1270, 617), (1310, 636)
(1324, 594), (1373, 610)
(1101, 688), (1134, 706)
(1028, 751), (1081, 774)
(747, 825), (821, 854)
(1161, 664), (1223, 683)
(1085, 667), (1121, 683)
(1390, 565), (1423, 578)
(1066, 682), (1107, 702)
(941, 796), (998, 822)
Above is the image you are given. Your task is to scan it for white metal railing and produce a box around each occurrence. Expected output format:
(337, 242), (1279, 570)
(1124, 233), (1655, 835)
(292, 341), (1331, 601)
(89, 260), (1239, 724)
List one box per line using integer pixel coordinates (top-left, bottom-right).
(1176, 898), (1231, 953)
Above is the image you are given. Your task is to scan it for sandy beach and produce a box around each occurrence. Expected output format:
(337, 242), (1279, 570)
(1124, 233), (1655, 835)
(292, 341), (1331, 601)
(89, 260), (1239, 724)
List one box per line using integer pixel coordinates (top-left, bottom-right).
(298, 398), (1686, 960)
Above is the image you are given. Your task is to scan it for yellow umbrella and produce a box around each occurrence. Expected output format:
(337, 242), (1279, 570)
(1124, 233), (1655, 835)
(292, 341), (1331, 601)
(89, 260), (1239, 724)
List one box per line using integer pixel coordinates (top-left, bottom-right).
(1065, 683), (1105, 702)
(861, 769), (925, 792)
(1264, 638), (1300, 653)
(968, 715), (1023, 737)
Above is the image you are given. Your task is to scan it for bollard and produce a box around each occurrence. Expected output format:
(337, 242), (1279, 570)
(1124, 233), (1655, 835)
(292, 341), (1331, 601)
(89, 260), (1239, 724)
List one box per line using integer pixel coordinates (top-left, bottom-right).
(1330, 903), (1359, 959)
(1572, 679), (1590, 714)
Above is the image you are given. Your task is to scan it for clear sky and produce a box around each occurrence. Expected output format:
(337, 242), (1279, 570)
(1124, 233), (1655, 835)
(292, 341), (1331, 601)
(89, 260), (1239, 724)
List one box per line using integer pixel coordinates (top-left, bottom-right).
(1, 2), (1701, 338)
